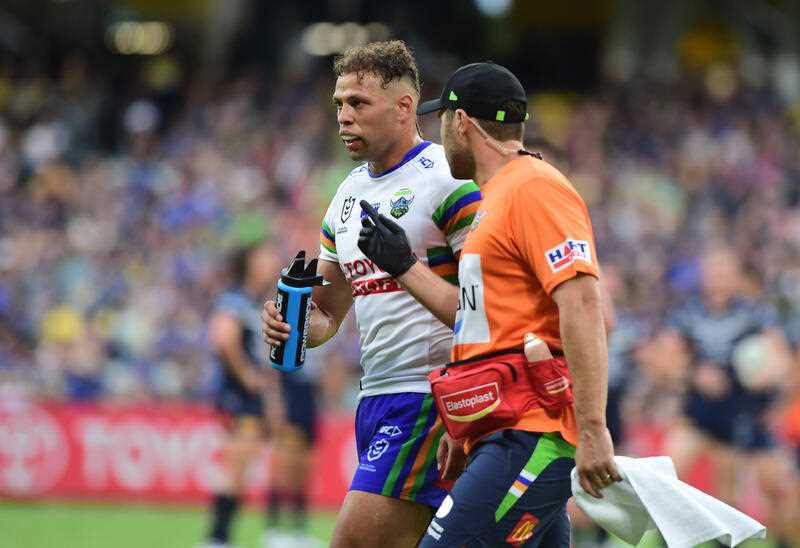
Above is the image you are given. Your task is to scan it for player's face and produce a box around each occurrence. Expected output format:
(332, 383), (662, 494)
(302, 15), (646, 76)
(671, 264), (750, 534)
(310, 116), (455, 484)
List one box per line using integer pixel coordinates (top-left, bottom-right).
(333, 72), (398, 163)
(700, 250), (740, 307)
(247, 246), (280, 294)
(440, 110), (475, 180)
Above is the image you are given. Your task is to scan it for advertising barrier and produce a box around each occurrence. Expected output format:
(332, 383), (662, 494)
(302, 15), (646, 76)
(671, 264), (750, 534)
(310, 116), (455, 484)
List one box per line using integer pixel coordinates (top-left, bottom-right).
(0, 400), (356, 508)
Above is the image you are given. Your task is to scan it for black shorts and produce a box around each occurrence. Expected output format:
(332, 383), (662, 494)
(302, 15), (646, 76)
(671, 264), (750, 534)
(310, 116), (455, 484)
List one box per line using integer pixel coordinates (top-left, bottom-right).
(215, 382), (263, 418)
(281, 373), (318, 442)
(420, 430), (575, 547)
(686, 392), (773, 451)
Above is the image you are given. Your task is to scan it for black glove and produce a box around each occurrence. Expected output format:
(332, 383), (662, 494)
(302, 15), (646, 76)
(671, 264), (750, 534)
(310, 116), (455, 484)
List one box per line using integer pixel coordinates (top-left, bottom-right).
(357, 200), (417, 277)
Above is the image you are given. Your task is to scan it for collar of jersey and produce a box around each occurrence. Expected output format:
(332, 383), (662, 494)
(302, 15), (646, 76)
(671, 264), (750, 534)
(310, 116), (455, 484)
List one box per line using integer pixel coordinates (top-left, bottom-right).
(482, 154), (529, 193)
(368, 140), (432, 179)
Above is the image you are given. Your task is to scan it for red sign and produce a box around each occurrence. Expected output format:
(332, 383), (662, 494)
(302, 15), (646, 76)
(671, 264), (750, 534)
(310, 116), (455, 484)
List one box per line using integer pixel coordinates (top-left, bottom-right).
(0, 400), (356, 508)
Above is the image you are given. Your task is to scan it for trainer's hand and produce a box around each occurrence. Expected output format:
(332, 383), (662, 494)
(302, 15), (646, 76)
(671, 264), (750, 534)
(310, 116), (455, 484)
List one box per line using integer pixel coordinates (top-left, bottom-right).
(436, 432), (467, 481)
(358, 200), (417, 278)
(262, 299), (291, 347)
(575, 426), (621, 498)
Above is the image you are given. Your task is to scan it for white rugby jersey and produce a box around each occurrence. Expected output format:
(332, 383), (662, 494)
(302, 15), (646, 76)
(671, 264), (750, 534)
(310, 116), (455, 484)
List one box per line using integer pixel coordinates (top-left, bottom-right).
(319, 141), (481, 397)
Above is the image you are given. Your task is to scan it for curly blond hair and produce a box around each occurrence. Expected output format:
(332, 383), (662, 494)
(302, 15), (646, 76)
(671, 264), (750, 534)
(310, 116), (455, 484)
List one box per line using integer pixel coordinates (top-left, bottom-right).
(333, 40), (420, 96)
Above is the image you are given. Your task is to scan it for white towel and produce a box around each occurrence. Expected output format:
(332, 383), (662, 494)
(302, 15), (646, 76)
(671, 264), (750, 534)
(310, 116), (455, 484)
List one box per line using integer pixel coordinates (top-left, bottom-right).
(570, 456), (766, 547)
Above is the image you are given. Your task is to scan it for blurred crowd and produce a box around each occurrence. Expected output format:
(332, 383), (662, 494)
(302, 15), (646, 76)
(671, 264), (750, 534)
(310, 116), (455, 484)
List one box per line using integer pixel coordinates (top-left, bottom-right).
(528, 79), (800, 446)
(0, 57), (362, 407)
(529, 78), (800, 542)
(1, 50), (800, 530)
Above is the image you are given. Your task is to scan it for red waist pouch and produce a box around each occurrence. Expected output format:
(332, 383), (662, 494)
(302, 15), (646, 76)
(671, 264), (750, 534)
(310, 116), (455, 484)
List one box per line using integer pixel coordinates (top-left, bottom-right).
(429, 349), (573, 441)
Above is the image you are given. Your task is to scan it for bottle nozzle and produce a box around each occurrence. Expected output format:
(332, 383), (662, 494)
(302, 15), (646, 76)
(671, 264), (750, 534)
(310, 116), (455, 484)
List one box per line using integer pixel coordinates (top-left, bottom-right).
(280, 250), (327, 288)
(287, 250), (307, 276)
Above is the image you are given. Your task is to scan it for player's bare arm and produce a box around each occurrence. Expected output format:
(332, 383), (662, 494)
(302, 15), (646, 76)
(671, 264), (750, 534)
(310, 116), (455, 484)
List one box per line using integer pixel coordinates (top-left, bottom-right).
(358, 200), (459, 328)
(397, 262), (459, 328)
(262, 259), (353, 349)
(211, 312), (266, 393)
(552, 273), (621, 498)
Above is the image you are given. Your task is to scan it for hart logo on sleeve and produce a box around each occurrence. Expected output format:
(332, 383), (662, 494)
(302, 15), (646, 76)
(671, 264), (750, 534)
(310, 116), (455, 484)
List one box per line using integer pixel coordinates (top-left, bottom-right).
(544, 239), (591, 273)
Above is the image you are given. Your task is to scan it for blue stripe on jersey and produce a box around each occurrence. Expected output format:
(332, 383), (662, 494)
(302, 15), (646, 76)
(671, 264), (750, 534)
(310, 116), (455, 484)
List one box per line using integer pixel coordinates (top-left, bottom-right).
(435, 191), (482, 230)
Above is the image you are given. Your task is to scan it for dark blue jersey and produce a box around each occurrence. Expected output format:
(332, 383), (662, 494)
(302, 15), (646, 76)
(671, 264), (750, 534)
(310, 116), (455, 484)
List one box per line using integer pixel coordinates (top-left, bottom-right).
(212, 288), (266, 393)
(669, 297), (781, 448)
(668, 297), (779, 369)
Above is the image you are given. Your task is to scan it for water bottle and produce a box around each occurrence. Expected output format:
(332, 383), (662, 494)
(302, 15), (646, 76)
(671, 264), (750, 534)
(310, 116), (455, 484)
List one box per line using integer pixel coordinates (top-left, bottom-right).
(269, 251), (326, 372)
(524, 332), (552, 362)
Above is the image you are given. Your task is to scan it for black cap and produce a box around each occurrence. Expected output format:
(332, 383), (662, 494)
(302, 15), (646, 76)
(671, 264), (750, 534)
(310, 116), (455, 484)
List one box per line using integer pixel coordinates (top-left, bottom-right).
(417, 62), (528, 123)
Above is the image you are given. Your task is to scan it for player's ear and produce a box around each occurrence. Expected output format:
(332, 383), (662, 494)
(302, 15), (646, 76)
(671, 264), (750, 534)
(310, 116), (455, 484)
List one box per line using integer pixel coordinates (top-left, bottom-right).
(455, 109), (468, 136)
(396, 93), (415, 121)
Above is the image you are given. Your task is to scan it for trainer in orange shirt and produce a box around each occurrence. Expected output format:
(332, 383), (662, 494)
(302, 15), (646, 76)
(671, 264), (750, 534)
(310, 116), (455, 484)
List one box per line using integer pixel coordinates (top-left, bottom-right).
(358, 62), (620, 547)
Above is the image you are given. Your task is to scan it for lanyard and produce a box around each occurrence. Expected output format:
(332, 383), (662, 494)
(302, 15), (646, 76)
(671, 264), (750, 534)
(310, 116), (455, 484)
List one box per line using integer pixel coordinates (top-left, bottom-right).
(517, 149), (543, 160)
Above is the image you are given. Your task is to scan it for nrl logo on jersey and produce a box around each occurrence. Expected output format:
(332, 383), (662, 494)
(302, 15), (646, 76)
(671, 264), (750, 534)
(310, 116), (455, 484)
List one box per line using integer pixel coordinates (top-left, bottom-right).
(389, 188), (415, 218)
(341, 196), (355, 222)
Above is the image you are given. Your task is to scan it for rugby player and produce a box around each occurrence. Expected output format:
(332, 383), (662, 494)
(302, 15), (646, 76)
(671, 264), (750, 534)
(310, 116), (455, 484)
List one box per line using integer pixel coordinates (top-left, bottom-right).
(205, 243), (282, 548)
(358, 62), (621, 546)
(265, 348), (323, 547)
(666, 248), (793, 545)
(262, 40), (478, 547)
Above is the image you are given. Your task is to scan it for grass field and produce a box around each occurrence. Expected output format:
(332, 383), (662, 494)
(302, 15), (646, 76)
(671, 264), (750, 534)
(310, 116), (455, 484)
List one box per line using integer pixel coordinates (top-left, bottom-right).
(0, 500), (337, 548)
(0, 500), (778, 548)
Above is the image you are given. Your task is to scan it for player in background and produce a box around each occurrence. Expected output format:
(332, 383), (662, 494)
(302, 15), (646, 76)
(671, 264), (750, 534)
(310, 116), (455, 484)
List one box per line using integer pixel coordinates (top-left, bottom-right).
(204, 243), (283, 548)
(263, 40), (478, 547)
(264, 346), (322, 548)
(665, 248), (794, 546)
(358, 62), (620, 545)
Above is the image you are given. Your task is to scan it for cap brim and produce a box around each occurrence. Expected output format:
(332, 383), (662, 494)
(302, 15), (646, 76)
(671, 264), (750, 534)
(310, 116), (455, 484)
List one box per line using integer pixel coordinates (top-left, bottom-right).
(417, 99), (443, 116)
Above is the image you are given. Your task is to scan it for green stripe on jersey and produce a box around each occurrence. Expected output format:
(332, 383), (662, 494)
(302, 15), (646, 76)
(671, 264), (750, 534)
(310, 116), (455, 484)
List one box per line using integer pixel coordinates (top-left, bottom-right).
(426, 246), (453, 259)
(446, 213), (475, 236)
(432, 182), (480, 224)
